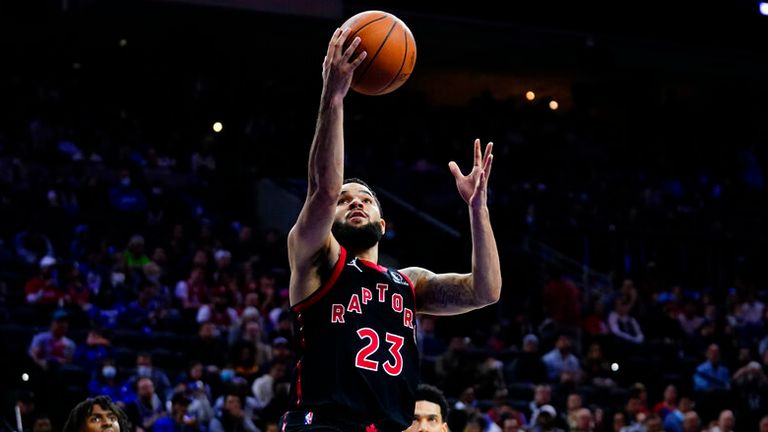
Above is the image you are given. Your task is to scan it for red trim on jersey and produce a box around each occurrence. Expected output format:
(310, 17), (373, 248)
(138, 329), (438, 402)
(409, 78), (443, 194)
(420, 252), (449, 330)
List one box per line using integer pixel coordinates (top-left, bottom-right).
(400, 272), (416, 302)
(292, 247), (348, 313)
(358, 258), (388, 273)
(295, 359), (303, 405)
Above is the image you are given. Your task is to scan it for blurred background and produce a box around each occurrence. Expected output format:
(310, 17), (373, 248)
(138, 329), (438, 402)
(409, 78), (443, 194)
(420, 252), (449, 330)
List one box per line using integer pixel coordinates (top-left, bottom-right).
(0, 1), (767, 431)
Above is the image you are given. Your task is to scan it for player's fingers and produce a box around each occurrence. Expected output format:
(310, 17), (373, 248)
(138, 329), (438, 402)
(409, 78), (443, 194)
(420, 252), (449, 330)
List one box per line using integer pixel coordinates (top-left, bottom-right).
(342, 36), (361, 60)
(475, 170), (486, 194)
(350, 50), (368, 68)
(334, 27), (352, 57)
(327, 28), (342, 56)
(474, 138), (481, 167)
(484, 153), (494, 180)
(448, 161), (463, 179)
(483, 142), (494, 178)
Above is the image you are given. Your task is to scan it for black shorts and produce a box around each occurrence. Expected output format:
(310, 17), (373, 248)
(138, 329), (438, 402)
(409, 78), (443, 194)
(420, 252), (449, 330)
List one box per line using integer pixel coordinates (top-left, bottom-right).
(278, 411), (384, 432)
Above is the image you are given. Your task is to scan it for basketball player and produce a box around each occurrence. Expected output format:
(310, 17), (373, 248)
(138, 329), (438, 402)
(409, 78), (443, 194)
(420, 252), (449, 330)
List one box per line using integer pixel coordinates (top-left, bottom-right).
(406, 384), (450, 432)
(62, 395), (130, 432)
(280, 27), (501, 431)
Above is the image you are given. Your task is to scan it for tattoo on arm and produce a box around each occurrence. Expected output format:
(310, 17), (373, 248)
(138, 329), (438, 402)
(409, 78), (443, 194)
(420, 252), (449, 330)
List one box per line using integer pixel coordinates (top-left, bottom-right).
(408, 268), (479, 315)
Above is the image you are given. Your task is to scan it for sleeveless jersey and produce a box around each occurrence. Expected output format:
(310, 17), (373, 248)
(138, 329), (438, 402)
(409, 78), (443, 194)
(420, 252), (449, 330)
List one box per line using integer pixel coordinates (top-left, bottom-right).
(289, 247), (419, 430)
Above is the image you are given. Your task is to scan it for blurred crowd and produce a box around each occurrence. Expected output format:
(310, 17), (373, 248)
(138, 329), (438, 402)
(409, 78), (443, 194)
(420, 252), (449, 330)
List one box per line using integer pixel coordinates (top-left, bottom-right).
(2, 4), (768, 432)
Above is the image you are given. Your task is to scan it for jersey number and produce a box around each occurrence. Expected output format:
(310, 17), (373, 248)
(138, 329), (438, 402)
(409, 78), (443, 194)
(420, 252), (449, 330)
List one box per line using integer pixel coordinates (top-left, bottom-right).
(355, 328), (404, 376)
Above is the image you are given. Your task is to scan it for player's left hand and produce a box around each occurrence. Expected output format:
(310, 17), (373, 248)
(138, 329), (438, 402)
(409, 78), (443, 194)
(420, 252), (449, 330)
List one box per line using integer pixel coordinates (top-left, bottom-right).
(449, 139), (493, 209)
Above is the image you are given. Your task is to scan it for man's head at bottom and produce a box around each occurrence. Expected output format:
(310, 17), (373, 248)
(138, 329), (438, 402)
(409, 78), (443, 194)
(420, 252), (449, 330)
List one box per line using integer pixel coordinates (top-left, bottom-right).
(407, 384), (449, 432)
(62, 396), (129, 432)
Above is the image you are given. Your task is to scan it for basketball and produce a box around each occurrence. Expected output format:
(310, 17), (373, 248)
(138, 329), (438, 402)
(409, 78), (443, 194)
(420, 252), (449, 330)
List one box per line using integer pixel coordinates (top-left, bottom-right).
(340, 10), (417, 96)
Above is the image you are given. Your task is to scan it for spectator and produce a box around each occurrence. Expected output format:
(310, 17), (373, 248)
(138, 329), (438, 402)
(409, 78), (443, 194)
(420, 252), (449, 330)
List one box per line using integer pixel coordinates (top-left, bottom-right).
(126, 352), (173, 401)
(208, 393), (259, 432)
(563, 392), (583, 430)
(153, 393), (201, 432)
(196, 286), (239, 334)
(74, 328), (114, 372)
(88, 359), (133, 403)
(124, 377), (166, 432)
(732, 360), (768, 430)
(541, 333), (582, 383)
(175, 267), (210, 310)
(231, 319), (272, 369)
(642, 414), (663, 432)
(109, 171), (148, 214)
(505, 333), (548, 385)
(25, 256), (63, 306)
(251, 362), (287, 410)
(607, 298), (644, 345)
(416, 315), (447, 360)
(525, 385), (552, 428)
(28, 309), (76, 370)
(693, 343), (730, 420)
(542, 274), (582, 338)
(651, 384), (677, 420)
(189, 322), (227, 370)
(662, 396), (695, 432)
(760, 416), (768, 432)
(529, 405), (563, 432)
(681, 411), (700, 432)
(709, 409), (735, 432)
(31, 414), (53, 432)
(582, 342), (616, 388)
(571, 408), (593, 432)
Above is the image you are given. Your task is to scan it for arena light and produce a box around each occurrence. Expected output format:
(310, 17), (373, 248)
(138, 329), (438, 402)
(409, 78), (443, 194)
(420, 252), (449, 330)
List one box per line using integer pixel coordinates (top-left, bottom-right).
(212, 122), (223, 133)
(119, 39), (128, 47)
(760, 2), (768, 15)
(525, 91), (535, 101)
(22, 373), (29, 382)
(549, 100), (559, 110)
(611, 362), (619, 372)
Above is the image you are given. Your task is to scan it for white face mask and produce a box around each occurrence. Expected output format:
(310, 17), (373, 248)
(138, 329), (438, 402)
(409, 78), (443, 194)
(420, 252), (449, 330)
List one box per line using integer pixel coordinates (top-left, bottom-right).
(102, 366), (117, 378)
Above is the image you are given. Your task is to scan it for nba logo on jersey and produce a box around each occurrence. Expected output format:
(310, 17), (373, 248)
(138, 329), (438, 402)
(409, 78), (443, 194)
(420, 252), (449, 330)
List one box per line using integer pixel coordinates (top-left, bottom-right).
(304, 411), (314, 425)
(389, 270), (408, 286)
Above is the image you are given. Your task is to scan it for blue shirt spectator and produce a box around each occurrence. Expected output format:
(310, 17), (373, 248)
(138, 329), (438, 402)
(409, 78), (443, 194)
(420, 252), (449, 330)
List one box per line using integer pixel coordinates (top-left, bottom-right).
(541, 334), (582, 383)
(693, 344), (730, 392)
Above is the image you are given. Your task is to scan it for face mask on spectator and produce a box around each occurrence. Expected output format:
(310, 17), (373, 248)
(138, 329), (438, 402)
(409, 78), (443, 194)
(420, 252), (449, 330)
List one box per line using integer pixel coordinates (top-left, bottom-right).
(102, 366), (117, 379)
(220, 369), (234, 382)
(137, 366), (152, 377)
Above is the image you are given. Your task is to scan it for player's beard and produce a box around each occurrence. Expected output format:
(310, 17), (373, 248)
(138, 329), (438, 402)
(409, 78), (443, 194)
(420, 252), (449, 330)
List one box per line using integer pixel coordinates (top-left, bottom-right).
(332, 220), (383, 252)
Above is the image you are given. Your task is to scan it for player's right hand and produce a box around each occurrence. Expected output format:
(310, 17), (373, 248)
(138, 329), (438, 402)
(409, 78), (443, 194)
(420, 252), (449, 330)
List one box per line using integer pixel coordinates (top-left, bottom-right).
(322, 27), (367, 102)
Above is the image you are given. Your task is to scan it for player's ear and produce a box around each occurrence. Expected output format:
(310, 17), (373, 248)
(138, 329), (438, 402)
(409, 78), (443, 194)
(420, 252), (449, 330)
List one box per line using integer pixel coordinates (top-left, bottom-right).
(379, 218), (386, 235)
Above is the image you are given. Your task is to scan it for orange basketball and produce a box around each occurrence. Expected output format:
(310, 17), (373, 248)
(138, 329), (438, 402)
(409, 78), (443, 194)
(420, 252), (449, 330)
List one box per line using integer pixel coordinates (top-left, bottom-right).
(341, 10), (417, 96)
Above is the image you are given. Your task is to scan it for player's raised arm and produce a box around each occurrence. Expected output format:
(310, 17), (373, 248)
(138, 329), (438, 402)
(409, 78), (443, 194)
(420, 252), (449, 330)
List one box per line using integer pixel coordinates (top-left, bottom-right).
(287, 28), (366, 306)
(402, 139), (502, 315)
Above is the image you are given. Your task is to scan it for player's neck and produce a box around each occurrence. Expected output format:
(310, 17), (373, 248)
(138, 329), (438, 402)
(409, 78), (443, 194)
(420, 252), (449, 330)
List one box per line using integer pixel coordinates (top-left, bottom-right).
(348, 245), (378, 263)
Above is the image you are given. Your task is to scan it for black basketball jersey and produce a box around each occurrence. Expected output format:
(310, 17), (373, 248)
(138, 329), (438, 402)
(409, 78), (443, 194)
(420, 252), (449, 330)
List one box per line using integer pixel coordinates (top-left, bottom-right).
(289, 246), (419, 431)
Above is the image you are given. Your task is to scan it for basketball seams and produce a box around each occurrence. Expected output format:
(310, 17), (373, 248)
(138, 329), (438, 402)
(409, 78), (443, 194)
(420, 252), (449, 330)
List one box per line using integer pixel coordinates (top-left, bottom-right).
(376, 23), (410, 95)
(347, 14), (389, 43)
(353, 19), (398, 89)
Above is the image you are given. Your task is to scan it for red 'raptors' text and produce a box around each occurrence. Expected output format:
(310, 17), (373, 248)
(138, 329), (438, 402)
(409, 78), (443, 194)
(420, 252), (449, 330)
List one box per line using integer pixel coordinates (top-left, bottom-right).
(330, 283), (414, 329)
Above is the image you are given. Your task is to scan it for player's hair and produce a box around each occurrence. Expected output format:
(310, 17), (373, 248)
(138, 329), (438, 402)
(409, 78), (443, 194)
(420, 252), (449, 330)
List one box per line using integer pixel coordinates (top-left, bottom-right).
(343, 178), (383, 216)
(62, 395), (131, 432)
(416, 383), (449, 420)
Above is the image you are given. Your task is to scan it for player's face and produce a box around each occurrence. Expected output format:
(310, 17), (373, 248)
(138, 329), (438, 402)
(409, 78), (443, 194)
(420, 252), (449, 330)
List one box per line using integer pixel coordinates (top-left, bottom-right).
(332, 183), (385, 250)
(407, 401), (447, 432)
(83, 404), (120, 432)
